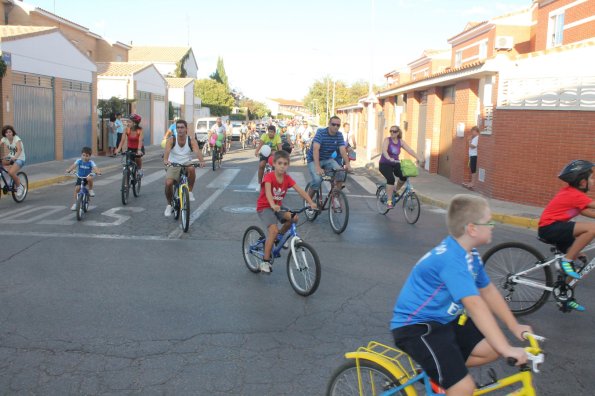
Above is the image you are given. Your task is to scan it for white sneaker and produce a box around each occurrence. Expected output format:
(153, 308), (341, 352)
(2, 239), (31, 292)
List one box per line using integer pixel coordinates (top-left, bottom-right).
(70, 204), (77, 211)
(16, 184), (24, 196)
(259, 261), (272, 273)
(189, 191), (195, 202)
(164, 205), (174, 217)
(89, 189), (95, 197)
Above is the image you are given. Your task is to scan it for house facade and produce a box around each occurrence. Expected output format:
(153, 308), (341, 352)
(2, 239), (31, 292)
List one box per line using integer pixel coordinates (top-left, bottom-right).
(264, 98), (308, 118)
(0, 26), (97, 163)
(97, 62), (168, 146)
(338, 0), (594, 207)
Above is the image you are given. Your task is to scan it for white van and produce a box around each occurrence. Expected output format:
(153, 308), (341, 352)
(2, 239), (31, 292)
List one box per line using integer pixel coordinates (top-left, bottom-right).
(194, 116), (228, 142)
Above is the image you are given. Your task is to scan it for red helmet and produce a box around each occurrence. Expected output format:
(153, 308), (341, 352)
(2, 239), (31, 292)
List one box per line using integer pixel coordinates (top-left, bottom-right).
(129, 113), (142, 124)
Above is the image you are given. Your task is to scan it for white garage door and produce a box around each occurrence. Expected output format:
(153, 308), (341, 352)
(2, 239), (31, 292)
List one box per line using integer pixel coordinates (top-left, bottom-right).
(152, 96), (166, 145)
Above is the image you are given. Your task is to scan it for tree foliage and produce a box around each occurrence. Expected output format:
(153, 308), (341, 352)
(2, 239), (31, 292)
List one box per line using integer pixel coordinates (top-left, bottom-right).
(304, 77), (379, 125)
(195, 79), (235, 116)
(239, 98), (270, 120)
(209, 57), (229, 91)
(97, 97), (132, 118)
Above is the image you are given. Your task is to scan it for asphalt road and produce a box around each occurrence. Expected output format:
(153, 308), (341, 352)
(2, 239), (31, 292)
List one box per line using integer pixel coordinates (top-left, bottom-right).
(0, 144), (593, 395)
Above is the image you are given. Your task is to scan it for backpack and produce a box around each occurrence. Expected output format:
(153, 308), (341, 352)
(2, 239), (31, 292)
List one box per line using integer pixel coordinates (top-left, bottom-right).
(170, 136), (193, 152)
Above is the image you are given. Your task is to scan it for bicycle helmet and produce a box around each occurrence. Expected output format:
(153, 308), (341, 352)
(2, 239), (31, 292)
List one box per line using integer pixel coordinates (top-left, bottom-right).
(129, 113), (142, 125)
(558, 159), (594, 192)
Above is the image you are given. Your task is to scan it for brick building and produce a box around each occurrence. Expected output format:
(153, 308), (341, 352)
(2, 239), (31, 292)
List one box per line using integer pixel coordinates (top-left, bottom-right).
(338, 0), (594, 206)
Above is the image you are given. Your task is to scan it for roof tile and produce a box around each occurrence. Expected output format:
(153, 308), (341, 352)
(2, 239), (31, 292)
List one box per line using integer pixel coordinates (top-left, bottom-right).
(129, 47), (191, 62)
(97, 62), (152, 76)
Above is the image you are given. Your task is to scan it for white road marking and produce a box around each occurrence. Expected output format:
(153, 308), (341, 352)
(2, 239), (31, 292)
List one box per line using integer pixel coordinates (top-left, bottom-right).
(206, 169), (241, 189)
(246, 171), (259, 191)
(350, 175), (379, 195)
(0, 230), (170, 241)
(85, 207), (145, 227)
(4, 205), (65, 224)
(168, 188), (225, 239)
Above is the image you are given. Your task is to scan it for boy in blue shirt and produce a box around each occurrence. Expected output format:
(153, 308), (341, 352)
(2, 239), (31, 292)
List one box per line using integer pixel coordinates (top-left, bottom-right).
(65, 147), (101, 210)
(391, 194), (533, 395)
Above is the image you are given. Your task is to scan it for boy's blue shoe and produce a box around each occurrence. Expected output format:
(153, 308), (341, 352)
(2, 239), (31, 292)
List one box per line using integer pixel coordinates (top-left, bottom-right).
(559, 259), (581, 279)
(565, 299), (585, 312)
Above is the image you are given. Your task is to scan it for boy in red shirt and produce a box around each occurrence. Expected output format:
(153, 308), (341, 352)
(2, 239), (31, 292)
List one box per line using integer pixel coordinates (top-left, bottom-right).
(538, 160), (595, 311)
(256, 150), (317, 273)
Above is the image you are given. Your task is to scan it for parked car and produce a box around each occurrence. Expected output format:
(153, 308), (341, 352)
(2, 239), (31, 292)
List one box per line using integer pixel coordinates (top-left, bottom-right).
(231, 122), (242, 141)
(195, 117), (218, 142)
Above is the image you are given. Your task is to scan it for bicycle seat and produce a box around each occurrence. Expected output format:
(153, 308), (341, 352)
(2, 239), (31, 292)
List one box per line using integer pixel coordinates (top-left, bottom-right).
(536, 237), (562, 253)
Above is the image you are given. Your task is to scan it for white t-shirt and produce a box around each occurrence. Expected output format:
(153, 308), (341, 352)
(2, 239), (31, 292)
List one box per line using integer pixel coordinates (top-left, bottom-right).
(169, 136), (193, 164)
(469, 135), (479, 156)
(299, 126), (312, 141)
(1, 135), (26, 161)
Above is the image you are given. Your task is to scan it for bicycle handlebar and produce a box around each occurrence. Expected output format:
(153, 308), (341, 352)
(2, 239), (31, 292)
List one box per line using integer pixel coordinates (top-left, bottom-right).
(65, 172), (100, 178)
(278, 206), (317, 214)
(166, 160), (202, 168)
(119, 152), (144, 158)
(506, 332), (545, 373)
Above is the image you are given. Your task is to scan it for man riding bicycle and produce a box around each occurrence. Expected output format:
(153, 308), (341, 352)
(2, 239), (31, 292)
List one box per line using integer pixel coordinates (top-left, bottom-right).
(306, 116), (352, 195)
(208, 117), (227, 156)
(163, 119), (205, 216)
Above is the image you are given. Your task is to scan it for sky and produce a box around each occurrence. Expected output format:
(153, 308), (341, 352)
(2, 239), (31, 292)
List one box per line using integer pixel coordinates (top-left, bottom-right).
(29, 0), (530, 101)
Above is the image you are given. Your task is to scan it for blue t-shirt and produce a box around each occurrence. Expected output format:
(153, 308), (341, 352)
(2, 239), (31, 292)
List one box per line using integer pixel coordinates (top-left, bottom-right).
(390, 236), (490, 329)
(168, 123), (177, 137)
(114, 119), (124, 134)
(75, 159), (96, 177)
(306, 127), (346, 163)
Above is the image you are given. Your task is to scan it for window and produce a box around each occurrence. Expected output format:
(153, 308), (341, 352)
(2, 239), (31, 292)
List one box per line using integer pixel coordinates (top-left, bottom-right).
(455, 50), (462, 67)
(549, 12), (564, 47)
(479, 41), (488, 59)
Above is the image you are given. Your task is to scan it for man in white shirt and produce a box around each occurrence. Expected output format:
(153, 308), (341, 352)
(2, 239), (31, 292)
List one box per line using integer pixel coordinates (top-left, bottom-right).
(463, 126), (480, 189)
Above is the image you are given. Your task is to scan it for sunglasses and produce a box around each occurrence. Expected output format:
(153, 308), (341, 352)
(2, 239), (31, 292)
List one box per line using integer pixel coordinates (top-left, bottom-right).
(330, 123), (340, 127)
(472, 221), (496, 227)
(390, 129), (399, 133)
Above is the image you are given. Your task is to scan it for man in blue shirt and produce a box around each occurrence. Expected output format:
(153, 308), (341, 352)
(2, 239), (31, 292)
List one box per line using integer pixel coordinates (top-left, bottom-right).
(114, 113), (124, 149)
(306, 116), (351, 192)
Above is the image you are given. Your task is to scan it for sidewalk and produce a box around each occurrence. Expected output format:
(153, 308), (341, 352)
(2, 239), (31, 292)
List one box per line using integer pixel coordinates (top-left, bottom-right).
(22, 146), (164, 190)
(18, 145), (542, 229)
(352, 153), (541, 230)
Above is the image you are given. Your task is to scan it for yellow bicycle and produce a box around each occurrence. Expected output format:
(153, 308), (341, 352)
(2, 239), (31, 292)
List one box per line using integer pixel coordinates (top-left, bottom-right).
(327, 333), (545, 396)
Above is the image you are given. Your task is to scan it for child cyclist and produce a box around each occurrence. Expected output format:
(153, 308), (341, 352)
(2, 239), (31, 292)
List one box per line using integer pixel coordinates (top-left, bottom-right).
(538, 160), (595, 311)
(65, 147), (101, 210)
(391, 194), (532, 396)
(256, 150), (317, 273)
(255, 124), (282, 184)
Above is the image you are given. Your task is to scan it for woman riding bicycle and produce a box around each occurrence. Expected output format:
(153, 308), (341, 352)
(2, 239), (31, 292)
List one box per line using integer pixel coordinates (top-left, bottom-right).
(116, 113), (144, 175)
(379, 125), (423, 209)
(0, 125), (26, 196)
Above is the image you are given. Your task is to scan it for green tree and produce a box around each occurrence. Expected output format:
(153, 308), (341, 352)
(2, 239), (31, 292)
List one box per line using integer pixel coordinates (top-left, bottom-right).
(239, 98), (270, 120)
(195, 79), (234, 116)
(97, 97), (132, 119)
(209, 57), (229, 91)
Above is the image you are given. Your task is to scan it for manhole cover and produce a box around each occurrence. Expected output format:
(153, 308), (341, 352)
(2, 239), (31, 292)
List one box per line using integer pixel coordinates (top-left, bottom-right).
(221, 206), (256, 214)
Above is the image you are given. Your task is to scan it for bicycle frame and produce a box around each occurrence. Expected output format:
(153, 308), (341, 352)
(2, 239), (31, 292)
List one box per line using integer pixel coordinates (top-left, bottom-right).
(250, 222), (302, 262)
(316, 170), (346, 211)
(511, 242), (595, 290)
(341, 338), (542, 396)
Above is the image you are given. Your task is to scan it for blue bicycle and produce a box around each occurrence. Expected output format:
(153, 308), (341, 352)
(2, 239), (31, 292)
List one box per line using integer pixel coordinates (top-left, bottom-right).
(375, 178), (421, 224)
(67, 172), (99, 221)
(242, 207), (321, 296)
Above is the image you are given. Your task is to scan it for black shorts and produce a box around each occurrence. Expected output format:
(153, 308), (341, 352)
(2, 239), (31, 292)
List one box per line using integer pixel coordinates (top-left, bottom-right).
(259, 154), (270, 162)
(75, 178), (89, 186)
(126, 147), (145, 155)
(379, 162), (407, 185)
(469, 156), (477, 174)
(538, 221), (576, 253)
(392, 317), (484, 390)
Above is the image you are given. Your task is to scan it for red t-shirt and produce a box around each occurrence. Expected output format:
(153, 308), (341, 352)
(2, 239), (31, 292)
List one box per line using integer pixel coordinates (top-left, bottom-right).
(256, 172), (296, 211)
(538, 186), (593, 227)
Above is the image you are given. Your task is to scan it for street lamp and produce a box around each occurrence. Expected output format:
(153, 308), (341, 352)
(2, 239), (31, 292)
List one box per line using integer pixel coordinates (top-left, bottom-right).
(365, 0), (379, 161)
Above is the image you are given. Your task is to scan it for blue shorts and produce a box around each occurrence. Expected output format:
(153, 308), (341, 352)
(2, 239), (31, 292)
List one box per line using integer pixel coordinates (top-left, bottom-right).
(307, 158), (342, 190)
(12, 159), (25, 168)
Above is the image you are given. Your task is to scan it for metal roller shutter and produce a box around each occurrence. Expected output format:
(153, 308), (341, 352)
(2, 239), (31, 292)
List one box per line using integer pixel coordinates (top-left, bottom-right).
(63, 80), (92, 159)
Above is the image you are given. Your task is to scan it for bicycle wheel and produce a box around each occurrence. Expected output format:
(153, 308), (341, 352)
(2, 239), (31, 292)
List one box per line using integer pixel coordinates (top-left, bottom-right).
(75, 194), (83, 221)
(242, 226), (265, 273)
(376, 185), (389, 215)
(121, 168), (130, 205)
(327, 360), (408, 396)
(402, 192), (421, 224)
(180, 185), (190, 232)
(212, 148), (217, 171)
(10, 172), (28, 203)
(132, 168), (141, 197)
(303, 183), (320, 221)
(329, 190), (349, 234)
(83, 194), (89, 213)
(483, 242), (551, 316)
(286, 241), (321, 296)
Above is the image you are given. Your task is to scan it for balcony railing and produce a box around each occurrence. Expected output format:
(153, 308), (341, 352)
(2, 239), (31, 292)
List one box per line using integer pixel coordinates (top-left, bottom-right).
(498, 76), (595, 110)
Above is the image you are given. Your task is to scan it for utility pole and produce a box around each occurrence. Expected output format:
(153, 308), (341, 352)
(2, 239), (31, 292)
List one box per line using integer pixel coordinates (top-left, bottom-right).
(326, 78), (330, 124)
(332, 79), (336, 117)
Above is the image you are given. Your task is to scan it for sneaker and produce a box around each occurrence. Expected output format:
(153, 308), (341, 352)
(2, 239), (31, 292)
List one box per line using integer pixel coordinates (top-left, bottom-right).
(259, 261), (272, 273)
(565, 299), (585, 312)
(89, 189), (95, 197)
(559, 259), (581, 279)
(70, 204), (77, 211)
(137, 169), (143, 178)
(164, 205), (174, 217)
(16, 184), (24, 196)
(387, 200), (393, 209)
(189, 191), (195, 202)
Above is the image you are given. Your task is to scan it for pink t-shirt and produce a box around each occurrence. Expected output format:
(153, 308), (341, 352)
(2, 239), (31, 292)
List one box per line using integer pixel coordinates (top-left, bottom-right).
(256, 172), (296, 211)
